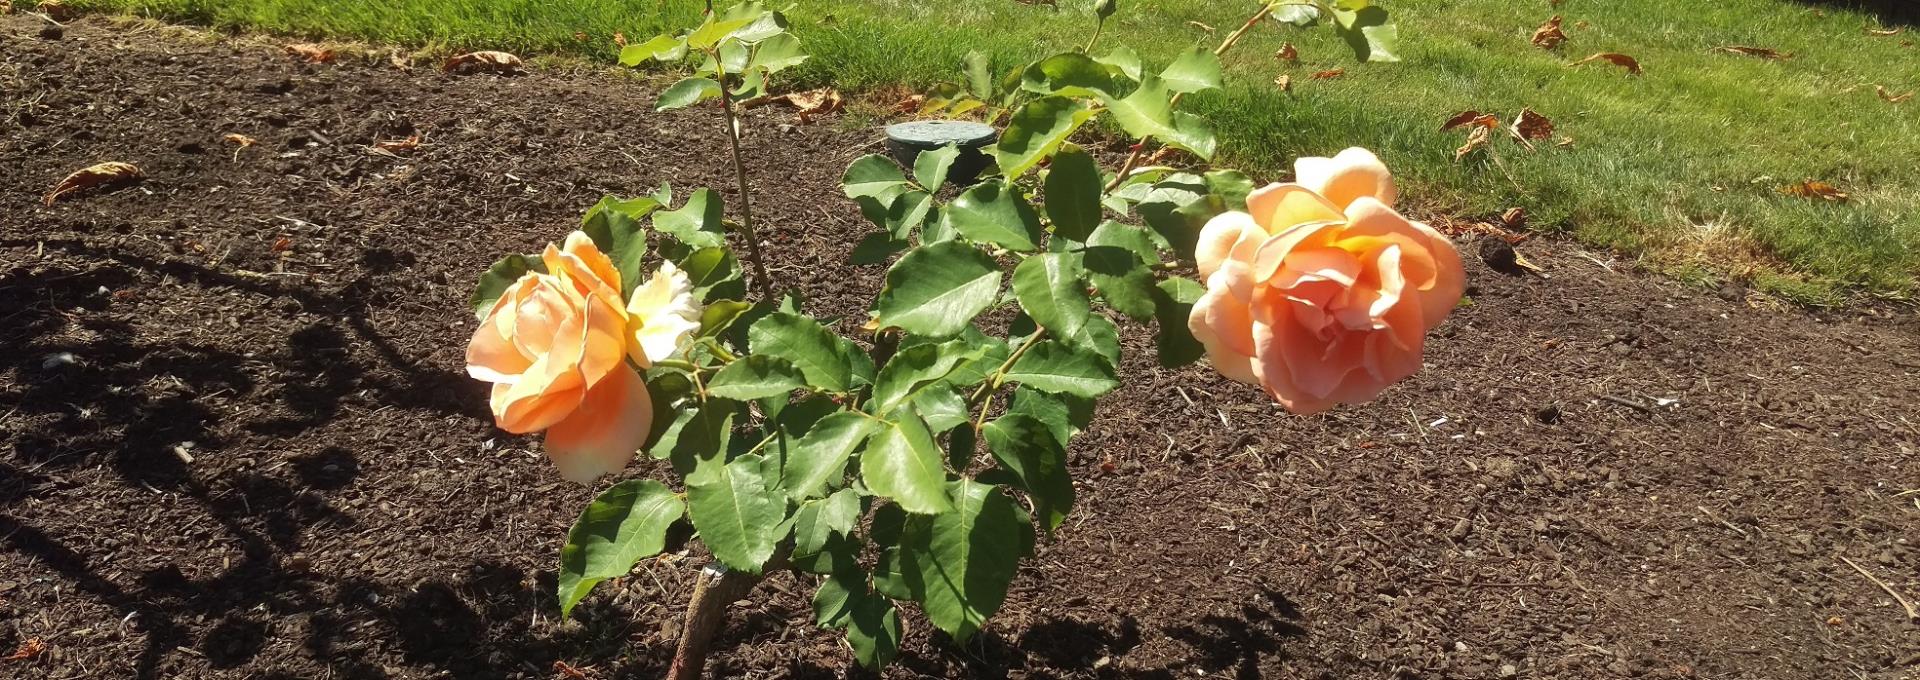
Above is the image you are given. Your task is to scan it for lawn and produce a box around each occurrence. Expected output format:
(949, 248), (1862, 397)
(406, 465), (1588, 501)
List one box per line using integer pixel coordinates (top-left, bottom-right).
(47, 0), (1920, 301)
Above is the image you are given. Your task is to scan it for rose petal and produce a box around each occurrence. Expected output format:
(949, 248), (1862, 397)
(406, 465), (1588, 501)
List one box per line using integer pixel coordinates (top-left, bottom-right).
(544, 363), (653, 484)
(1191, 277), (1259, 359)
(1245, 184), (1343, 234)
(1294, 147), (1397, 211)
(626, 261), (703, 366)
(1247, 315), (1335, 415)
(467, 276), (537, 383)
(1194, 211), (1263, 280)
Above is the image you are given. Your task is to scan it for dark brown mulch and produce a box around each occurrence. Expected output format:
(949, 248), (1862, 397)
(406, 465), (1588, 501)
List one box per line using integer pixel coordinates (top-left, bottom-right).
(4, 15), (1919, 680)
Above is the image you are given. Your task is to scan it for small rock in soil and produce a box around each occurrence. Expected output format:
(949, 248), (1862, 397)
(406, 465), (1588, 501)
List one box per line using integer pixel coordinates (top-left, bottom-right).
(39, 24), (63, 40)
(1479, 238), (1524, 276)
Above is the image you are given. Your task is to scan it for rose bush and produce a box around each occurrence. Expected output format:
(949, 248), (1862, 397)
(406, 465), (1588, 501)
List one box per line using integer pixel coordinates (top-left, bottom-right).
(1190, 148), (1464, 413)
(466, 231), (700, 483)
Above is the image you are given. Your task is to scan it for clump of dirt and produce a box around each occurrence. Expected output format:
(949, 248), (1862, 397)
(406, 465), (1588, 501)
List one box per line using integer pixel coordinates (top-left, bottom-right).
(4, 15), (1918, 680)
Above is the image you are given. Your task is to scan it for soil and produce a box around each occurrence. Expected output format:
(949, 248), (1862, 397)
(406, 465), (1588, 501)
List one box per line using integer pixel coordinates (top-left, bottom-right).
(5, 15), (1920, 680)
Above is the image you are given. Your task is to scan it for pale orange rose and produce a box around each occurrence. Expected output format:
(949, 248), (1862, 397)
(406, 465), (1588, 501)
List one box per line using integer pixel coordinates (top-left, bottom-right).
(1188, 148), (1464, 414)
(466, 231), (701, 483)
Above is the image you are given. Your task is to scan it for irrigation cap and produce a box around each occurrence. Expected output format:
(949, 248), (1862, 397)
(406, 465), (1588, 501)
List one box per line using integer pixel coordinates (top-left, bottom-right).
(884, 120), (996, 188)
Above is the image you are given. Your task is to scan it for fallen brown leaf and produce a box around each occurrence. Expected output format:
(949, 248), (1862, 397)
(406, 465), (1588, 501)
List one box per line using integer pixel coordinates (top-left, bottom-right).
(1568, 52), (1642, 75)
(1877, 85), (1914, 103)
(786, 88), (843, 122)
(1455, 125), (1492, 161)
(442, 51), (523, 74)
(1555, 136), (1576, 148)
(375, 134), (423, 152)
(1779, 180), (1848, 202)
(1310, 68), (1345, 80)
(272, 236), (294, 253)
(1274, 74), (1293, 93)
(1531, 15), (1567, 50)
(613, 32), (628, 47)
(1276, 42), (1298, 63)
(0, 1), (14, 15)
(1715, 45), (1790, 60)
(388, 51), (413, 70)
(3, 638), (43, 662)
(894, 94), (926, 115)
(1508, 107), (1555, 150)
(38, 0), (74, 21)
(1864, 26), (1901, 37)
(284, 43), (336, 64)
(1188, 20), (1216, 33)
(1442, 110), (1498, 131)
(223, 133), (257, 148)
(573, 31), (589, 42)
(1500, 207), (1527, 228)
(45, 162), (143, 207)
(553, 660), (591, 679)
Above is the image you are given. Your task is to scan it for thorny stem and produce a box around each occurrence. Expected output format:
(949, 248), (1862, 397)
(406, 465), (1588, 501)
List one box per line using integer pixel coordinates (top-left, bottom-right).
(711, 53), (777, 299)
(1103, 1), (1284, 191)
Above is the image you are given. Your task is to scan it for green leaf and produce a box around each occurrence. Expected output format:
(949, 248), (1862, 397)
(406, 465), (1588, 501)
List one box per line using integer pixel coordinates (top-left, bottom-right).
(869, 339), (989, 416)
(706, 355), (807, 400)
(1020, 52), (1121, 98)
(698, 299), (754, 339)
(679, 246), (743, 299)
(747, 32), (808, 73)
(1006, 387), (1094, 447)
(1334, 6), (1401, 63)
(1096, 46), (1142, 82)
(943, 181), (1043, 252)
(791, 489), (862, 571)
(668, 401), (735, 485)
(842, 154), (911, 201)
(556, 480), (685, 617)
(686, 453), (783, 574)
(994, 96), (1096, 179)
(861, 411), (953, 515)
(813, 568), (857, 627)
(1273, 4), (1323, 26)
(748, 312), (854, 393)
(687, 15), (756, 50)
(913, 385), (970, 434)
(845, 593), (902, 668)
(1204, 169), (1256, 210)
(1043, 144), (1103, 242)
(872, 241), (1003, 338)
(782, 412), (876, 500)
(1012, 253), (1092, 342)
(1005, 340), (1119, 398)
(913, 144), (961, 191)
(855, 190), (933, 241)
(654, 188), (727, 252)
(727, 9), (790, 44)
(620, 34), (688, 66)
(1083, 222), (1159, 320)
(982, 414), (1074, 534)
(964, 49), (995, 96)
(657, 76), (721, 111)
(851, 232), (907, 265)
(1103, 75), (1217, 159)
(470, 253), (542, 320)
(1153, 277), (1206, 368)
(916, 480), (1032, 641)
(1064, 313), (1121, 368)
(1159, 46), (1223, 94)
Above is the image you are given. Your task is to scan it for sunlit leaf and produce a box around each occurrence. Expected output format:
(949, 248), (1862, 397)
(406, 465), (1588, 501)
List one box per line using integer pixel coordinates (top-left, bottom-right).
(556, 480), (685, 617)
(943, 180), (1044, 251)
(994, 96), (1097, 179)
(686, 453), (783, 573)
(872, 241), (1003, 338)
(862, 411), (954, 514)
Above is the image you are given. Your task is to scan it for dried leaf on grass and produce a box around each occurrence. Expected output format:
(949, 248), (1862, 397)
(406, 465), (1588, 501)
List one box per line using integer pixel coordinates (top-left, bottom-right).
(1276, 43), (1298, 63)
(38, 0), (74, 21)
(375, 134), (423, 152)
(894, 94), (926, 115)
(1310, 68), (1345, 80)
(1877, 85), (1914, 103)
(1274, 74), (1293, 93)
(1779, 180), (1848, 202)
(1714, 45), (1791, 60)
(613, 32), (628, 47)
(1508, 107), (1555, 150)
(1188, 21), (1216, 34)
(1864, 27), (1902, 37)
(3, 639), (44, 662)
(1500, 207), (1528, 228)
(285, 43), (335, 64)
(0, 1), (14, 15)
(1442, 110), (1499, 131)
(442, 51), (523, 74)
(1567, 52), (1642, 75)
(45, 162), (143, 207)
(1455, 126), (1492, 161)
(1531, 16), (1567, 50)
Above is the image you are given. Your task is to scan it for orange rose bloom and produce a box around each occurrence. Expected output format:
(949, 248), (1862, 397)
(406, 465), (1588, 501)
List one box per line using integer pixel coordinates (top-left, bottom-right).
(466, 232), (701, 483)
(1188, 148), (1464, 414)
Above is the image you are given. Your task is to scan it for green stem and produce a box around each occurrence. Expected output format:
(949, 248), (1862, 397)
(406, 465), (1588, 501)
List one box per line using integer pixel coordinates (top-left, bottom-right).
(967, 328), (1048, 406)
(1084, 18), (1105, 53)
(710, 50), (777, 299)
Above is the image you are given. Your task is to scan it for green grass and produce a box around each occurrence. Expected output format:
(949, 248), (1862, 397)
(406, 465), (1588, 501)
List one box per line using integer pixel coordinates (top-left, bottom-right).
(50, 0), (1920, 302)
